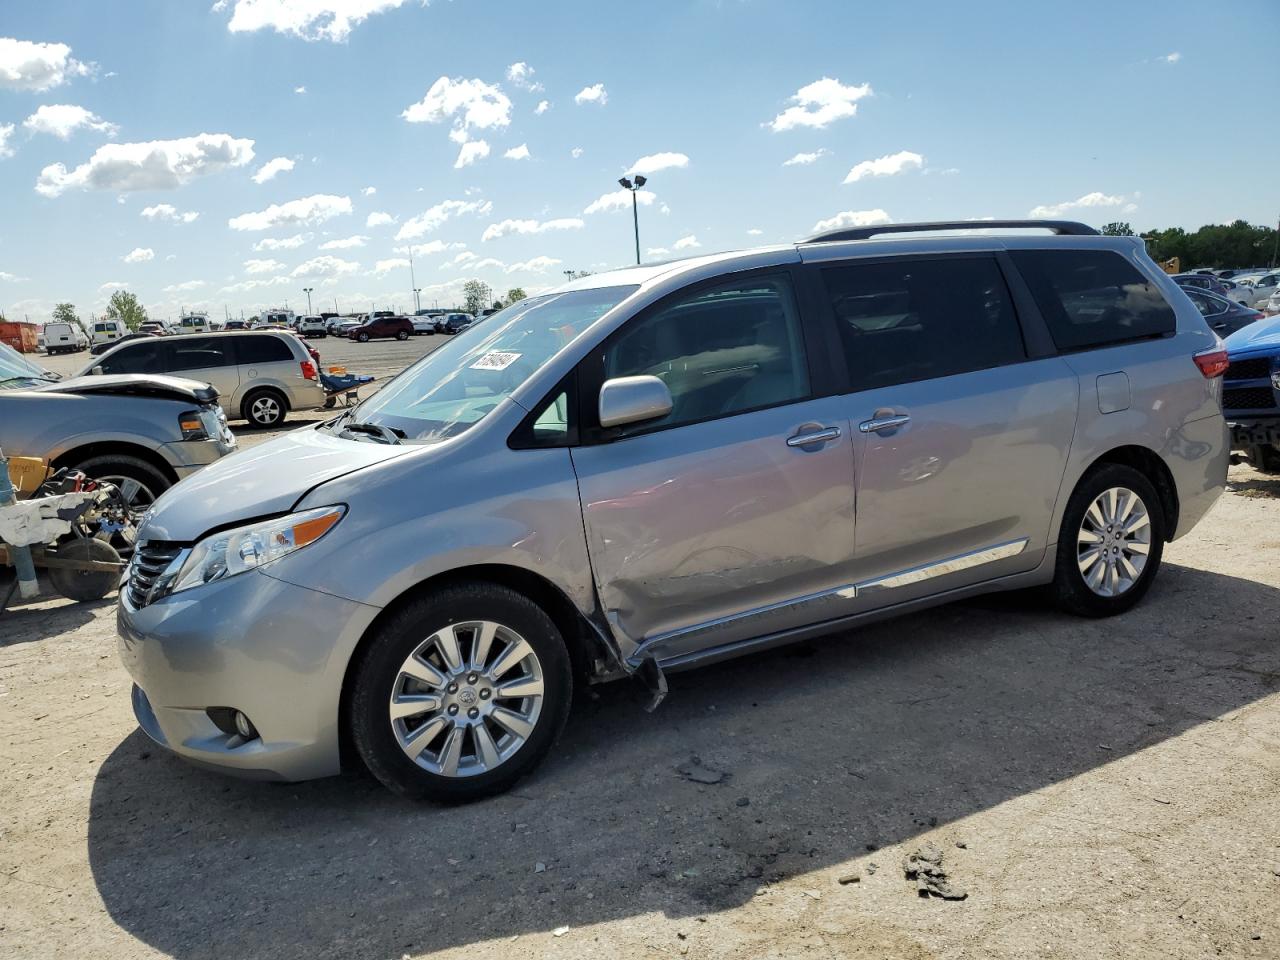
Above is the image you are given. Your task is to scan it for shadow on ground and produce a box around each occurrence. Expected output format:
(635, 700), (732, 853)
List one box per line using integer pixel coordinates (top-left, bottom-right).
(87, 563), (1280, 959)
(1, 595), (113, 646)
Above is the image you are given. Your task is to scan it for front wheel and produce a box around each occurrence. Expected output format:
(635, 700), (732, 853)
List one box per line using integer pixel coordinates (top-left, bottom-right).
(350, 583), (573, 801)
(357, 332), (370, 343)
(1051, 464), (1165, 617)
(396, 331), (410, 341)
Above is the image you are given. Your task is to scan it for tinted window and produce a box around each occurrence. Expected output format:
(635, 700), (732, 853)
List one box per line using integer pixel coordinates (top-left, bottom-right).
(1185, 290), (1227, 318)
(234, 334), (293, 364)
(168, 336), (230, 372)
(99, 341), (164, 375)
(820, 256), (1025, 391)
(1010, 250), (1176, 351)
(602, 274), (809, 432)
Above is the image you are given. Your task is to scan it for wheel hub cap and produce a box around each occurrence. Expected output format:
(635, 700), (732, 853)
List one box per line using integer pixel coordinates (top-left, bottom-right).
(1076, 486), (1151, 598)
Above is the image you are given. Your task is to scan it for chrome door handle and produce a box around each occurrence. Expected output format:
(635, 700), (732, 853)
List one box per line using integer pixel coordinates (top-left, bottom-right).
(786, 426), (842, 447)
(859, 414), (911, 434)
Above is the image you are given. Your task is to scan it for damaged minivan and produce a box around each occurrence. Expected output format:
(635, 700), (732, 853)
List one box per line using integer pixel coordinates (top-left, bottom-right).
(118, 221), (1228, 800)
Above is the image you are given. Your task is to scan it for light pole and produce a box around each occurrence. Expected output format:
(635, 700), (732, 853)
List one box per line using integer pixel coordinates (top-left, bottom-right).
(408, 245), (420, 312)
(413, 288), (422, 313)
(302, 287), (314, 314)
(618, 175), (647, 265)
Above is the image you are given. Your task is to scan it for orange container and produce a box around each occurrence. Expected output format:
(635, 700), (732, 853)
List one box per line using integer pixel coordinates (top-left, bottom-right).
(327, 365), (347, 375)
(0, 321), (39, 353)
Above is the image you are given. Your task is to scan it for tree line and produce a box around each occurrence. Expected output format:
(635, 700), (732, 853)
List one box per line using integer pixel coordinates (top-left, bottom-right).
(1101, 220), (1279, 271)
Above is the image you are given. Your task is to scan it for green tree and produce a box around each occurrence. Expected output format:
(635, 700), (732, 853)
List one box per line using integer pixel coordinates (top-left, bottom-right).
(462, 279), (490, 315)
(1100, 222), (1134, 236)
(52, 302), (79, 326)
(505, 287), (527, 305)
(106, 290), (148, 331)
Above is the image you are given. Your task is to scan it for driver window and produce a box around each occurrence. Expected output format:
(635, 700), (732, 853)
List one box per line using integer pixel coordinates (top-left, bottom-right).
(602, 274), (809, 433)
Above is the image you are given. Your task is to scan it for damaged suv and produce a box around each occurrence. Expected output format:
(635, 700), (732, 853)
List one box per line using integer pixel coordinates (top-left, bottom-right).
(118, 221), (1227, 801)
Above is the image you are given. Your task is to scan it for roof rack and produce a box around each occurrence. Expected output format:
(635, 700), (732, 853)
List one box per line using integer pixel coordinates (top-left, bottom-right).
(802, 219), (1100, 244)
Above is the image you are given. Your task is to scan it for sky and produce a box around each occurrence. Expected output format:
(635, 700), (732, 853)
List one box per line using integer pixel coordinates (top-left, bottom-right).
(1, 0), (1278, 325)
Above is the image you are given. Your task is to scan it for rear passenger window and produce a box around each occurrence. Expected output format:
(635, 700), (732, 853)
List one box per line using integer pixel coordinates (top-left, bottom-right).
(235, 335), (293, 363)
(168, 337), (229, 372)
(1010, 250), (1176, 351)
(99, 341), (163, 375)
(821, 257), (1025, 391)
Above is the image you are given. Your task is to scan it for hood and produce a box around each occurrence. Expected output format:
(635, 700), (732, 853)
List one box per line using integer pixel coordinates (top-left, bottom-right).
(139, 424), (415, 542)
(36, 373), (218, 404)
(1225, 315), (1280, 357)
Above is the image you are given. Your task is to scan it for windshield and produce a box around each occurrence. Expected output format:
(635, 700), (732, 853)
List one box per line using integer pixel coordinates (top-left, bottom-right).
(341, 286), (636, 441)
(0, 342), (54, 389)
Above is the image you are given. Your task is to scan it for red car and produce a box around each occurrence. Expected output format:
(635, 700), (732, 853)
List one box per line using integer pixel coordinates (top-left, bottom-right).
(349, 316), (412, 342)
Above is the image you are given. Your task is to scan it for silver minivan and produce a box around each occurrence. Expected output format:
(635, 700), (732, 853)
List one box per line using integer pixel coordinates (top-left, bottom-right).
(118, 221), (1229, 800)
(83, 331), (325, 427)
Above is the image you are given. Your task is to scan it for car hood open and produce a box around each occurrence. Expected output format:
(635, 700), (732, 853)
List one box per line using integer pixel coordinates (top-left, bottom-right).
(138, 424), (416, 542)
(35, 374), (219, 405)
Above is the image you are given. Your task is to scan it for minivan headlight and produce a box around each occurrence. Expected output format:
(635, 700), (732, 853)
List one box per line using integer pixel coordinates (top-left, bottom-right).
(169, 505), (345, 595)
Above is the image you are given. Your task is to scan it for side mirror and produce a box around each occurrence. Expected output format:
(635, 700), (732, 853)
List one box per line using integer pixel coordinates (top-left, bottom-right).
(598, 375), (673, 429)
(91, 365), (104, 376)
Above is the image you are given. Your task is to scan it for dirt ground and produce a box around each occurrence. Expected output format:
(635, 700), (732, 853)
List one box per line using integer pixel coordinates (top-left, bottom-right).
(2, 448), (1279, 958)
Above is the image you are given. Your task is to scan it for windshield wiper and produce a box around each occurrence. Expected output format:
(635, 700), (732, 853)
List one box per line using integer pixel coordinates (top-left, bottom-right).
(338, 421), (404, 444)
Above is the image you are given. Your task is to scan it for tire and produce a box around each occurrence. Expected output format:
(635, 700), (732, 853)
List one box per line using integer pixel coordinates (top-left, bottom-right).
(72, 454), (171, 551)
(48, 538), (120, 602)
(396, 331), (410, 341)
(241, 389), (288, 428)
(1051, 463), (1165, 618)
(350, 582), (573, 802)
(357, 332), (370, 343)
(1256, 445), (1280, 475)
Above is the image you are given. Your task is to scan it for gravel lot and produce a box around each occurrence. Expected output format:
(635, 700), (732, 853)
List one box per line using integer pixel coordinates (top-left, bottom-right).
(5, 344), (1279, 959)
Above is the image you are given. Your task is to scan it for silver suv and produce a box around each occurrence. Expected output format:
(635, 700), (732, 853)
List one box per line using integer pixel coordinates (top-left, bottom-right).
(82, 331), (325, 428)
(118, 221), (1228, 800)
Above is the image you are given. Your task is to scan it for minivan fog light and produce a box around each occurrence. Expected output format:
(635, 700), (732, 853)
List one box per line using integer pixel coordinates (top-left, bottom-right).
(234, 711), (258, 740)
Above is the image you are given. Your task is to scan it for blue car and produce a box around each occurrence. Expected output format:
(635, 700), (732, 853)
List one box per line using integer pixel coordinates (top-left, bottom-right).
(1180, 287), (1265, 338)
(1223, 315), (1280, 473)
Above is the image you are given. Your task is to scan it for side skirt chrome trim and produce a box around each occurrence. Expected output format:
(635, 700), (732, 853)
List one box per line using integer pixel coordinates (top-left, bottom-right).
(856, 538), (1029, 594)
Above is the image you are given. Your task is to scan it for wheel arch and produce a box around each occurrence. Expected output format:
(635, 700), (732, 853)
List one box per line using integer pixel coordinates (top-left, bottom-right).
(240, 384), (291, 420)
(1079, 444), (1179, 539)
(51, 440), (179, 485)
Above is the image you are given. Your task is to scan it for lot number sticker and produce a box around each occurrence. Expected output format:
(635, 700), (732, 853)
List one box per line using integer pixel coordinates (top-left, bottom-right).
(471, 351), (522, 371)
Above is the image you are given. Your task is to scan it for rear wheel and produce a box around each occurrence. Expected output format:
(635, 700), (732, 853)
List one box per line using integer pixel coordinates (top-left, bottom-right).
(242, 389), (287, 428)
(1051, 464), (1165, 617)
(396, 330), (410, 341)
(48, 538), (120, 602)
(350, 582), (573, 801)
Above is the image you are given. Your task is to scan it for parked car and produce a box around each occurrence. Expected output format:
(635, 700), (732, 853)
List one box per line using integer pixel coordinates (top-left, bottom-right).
(82, 331), (325, 428)
(1265, 287), (1280, 316)
(1, 341), (234, 523)
(1222, 314), (1280, 473)
(89, 317), (128, 348)
(410, 316), (437, 336)
(117, 221), (1228, 800)
(43, 321), (88, 355)
(1179, 288), (1265, 337)
(1243, 273), (1280, 309)
(348, 315), (413, 342)
(138, 321), (170, 336)
(223, 319), (249, 332)
(90, 331), (157, 357)
(442, 312), (474, 335)
(298, 316), (329, 339)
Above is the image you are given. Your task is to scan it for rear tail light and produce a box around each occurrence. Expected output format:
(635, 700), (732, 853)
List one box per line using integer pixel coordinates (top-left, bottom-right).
(1193, 348), (1229, 378)
(300, 359), (318, 381)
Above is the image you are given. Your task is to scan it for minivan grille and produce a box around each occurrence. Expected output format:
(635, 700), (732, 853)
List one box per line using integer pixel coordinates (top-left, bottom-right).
(1225, 357), (1272, 382)
(1223, 387), (1277, 412)
(127, 542), (185, 608)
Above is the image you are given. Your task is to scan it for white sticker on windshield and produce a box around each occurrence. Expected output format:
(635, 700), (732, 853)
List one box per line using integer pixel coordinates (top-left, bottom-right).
(471, 351), (522, 371)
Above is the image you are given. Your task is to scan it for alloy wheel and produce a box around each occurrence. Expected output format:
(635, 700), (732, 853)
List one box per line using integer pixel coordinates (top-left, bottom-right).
(250, 395), (281, 425)
(1076, 486), (1151, 597)
(92, 474), (156, 549)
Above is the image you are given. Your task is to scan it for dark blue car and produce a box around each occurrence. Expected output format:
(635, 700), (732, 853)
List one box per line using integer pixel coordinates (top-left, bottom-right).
(1180, 288), (1265, 338)
(1223, 315), (1280, 473)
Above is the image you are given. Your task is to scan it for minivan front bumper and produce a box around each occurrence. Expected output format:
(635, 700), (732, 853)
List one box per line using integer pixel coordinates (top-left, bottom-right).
(117, 568), (379, 781)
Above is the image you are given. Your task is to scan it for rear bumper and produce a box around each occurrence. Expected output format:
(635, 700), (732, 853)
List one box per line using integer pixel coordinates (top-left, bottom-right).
(1168, 413), (1229, 540)
(290, 382), (328, 411)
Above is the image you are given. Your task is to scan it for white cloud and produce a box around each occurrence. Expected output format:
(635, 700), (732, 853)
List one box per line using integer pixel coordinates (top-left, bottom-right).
(811, 209), (892, 233)
(291, 255), (359, 278)
(0, 123), (15, 160)
(673, 235), (700, 250)
(0, 271), (27, 282)
(842, 150), (924, 184)
(506, 256), (561, 274)
(403, 76), (512, 140)
(244, 258), (284, 274)
(361, 185), (376, 196)
(1028, 191), (1127, 218)
(228, 193), (352, 231)
(627, 152), (688, 176)
(783, 149), (828, 167)
(454, 139), (490, 168)
(141, 203), (199, 223)
(22, 104), (117, 139)
(98, 281), (128, 292)
(252, 156), (295, 183)
(482, 217), (584, 242)
(1160, 52), (1181, 64)
(767, 77), (871, 132)
(253, 233), (309, 251)
(294, 84), (307, 94)
(646, 247), (669, 257)
(570, 146), (583, 159)
(220, 0), (411, 42)
(123, 247), (154, 264)
(393, 239), (464, 256)
(534, 99), (549, 115)
(373, 257), (410, 276)
(35, 133), (255, 197)
(319, 234), (369, 249)
(574, 83), (607, 106)
(163, 280), (206, 293)
(219, 276), (291, 294)
(449, 251), (477, 265)
(747, 228), (763, 236)
(503, 143), (530, 160)
(0, 38), (92, 92)
(506, 61), (542, 92)
(366, 210), (396, 228)
(584, 188), (656, 215)
(395, 198), (492, 240)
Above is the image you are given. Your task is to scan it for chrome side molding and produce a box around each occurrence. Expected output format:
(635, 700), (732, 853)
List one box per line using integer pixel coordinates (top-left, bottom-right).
(857, 538), (1029, 593)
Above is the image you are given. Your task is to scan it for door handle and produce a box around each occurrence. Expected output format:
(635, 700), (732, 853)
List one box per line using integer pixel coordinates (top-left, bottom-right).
(786, 426), (842, 448)
(859, 414), (911, 434)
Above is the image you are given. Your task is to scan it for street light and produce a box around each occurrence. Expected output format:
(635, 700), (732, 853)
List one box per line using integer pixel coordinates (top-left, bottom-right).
(302, 287), (313, 314)
(618, 174), (647, 265)
(413, 288), (422, 313)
